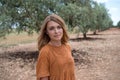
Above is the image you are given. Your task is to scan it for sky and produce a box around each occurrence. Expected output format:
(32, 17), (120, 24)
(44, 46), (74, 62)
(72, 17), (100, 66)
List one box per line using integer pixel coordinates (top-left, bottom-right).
(94, 0), (120, 25)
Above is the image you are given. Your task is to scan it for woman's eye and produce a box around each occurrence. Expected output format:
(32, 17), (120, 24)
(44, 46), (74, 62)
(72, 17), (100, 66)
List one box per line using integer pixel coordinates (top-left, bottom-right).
(57, 26), (62, 29)
(49, 27), (54, 30)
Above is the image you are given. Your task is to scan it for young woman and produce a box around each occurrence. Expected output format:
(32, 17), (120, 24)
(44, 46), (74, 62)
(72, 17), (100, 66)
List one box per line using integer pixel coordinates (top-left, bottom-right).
(36, 14), (75, 80)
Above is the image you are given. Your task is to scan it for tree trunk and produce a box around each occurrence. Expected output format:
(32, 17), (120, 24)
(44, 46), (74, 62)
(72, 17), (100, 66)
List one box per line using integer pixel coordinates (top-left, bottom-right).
(36, 21), (41, 31)
(69, 16), (73, 27)
(93, 30), (96, 35)
(83, 33), (87, 39)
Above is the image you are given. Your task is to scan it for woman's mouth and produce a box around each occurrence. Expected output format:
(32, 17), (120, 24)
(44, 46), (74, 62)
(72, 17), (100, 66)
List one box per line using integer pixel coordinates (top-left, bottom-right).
(54, 34), (61, 38)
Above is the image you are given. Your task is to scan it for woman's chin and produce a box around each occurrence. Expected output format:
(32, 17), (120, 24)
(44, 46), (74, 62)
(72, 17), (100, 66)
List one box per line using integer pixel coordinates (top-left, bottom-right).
(53, 38), (62, 41)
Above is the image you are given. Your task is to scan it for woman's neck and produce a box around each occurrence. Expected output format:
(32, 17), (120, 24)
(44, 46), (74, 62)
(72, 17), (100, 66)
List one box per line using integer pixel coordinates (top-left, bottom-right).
(49, 40), (62, 47)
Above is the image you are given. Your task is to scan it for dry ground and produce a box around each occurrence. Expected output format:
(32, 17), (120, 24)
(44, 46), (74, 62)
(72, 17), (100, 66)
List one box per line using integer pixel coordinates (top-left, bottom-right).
(0, 28), (120, 80)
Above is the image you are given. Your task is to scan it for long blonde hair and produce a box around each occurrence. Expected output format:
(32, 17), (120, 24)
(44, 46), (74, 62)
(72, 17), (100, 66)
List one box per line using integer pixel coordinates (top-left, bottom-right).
(38, 14), (69, 51)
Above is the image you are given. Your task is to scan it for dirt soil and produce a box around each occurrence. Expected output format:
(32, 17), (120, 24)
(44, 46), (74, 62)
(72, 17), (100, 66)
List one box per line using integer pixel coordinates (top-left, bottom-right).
(0, 28), (120, 80)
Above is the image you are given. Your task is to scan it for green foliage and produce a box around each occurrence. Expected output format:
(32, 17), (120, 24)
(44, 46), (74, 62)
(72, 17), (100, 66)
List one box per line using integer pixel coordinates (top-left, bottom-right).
(117, 21), (120, 28)
(58, 3), (80, 27)
(0, 14), (12, 37)
(0, 0), (113, 38)
(90, 2), (113, 34)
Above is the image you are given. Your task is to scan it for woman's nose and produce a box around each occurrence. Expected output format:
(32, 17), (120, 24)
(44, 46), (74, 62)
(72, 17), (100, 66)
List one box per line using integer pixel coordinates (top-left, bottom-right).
(55, 28), (59, 33)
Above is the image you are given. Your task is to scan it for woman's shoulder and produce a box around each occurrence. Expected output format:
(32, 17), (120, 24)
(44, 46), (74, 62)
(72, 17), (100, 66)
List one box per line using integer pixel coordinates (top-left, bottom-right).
(40, 44), (50, 52)
(38, 44), (51, 57)
(64, 42), (71, 50)
(65, 42), (71, 46)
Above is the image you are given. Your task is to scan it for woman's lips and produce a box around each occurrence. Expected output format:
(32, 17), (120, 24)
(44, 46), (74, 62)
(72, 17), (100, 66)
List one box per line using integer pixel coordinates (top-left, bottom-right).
(54, 35), (61, 37)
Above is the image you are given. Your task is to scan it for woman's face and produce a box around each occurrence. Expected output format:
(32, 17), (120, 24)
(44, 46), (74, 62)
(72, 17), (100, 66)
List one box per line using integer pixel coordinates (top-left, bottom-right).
(46, 21), (63, 42)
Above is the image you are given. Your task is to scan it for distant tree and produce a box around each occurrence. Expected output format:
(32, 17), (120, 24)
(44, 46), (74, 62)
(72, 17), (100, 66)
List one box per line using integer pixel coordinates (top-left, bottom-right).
(75, 0), (94, 38)
(0, 0), (58, 37)
(76, 7), (91, 38)
(117, 21), (120, 28)
(57, 3), (80, 28)
(90, 3), (113, 34)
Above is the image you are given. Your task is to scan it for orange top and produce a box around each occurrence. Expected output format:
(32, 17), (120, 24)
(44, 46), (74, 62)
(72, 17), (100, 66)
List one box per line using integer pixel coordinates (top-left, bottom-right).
(36, 43), (75, 80)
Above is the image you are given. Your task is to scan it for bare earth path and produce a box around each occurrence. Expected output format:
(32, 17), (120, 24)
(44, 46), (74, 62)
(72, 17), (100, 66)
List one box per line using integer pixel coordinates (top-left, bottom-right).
(0, 28), (120, 80)
(72, 28), (120, 80)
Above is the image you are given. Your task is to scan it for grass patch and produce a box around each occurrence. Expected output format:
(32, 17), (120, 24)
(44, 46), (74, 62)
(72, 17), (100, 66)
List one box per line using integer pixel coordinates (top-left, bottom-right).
(0, 32), (38, 48)
(0, 44), (18, 48)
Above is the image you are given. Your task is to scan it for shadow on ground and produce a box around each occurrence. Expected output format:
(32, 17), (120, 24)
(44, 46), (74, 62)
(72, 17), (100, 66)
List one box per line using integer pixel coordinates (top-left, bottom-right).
(0, 51), (38, 63)
(0, 49), (90, 66)
(70, 37), (105, 42)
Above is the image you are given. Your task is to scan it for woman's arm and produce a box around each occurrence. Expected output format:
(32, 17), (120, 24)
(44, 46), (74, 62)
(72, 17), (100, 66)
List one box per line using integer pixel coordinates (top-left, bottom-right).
(40, 77), (49, 80)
